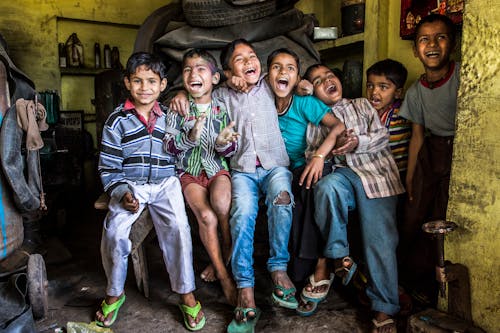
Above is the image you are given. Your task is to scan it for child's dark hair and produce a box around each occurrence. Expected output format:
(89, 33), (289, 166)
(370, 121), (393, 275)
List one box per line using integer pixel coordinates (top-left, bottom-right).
(125, 52), (167, 80)
(414, 14), (456, 46)
(220, 38), (256, 71)
(366, 59), (408, 89)
(182, 48), (219, 74)
(303, 63), (340, 83)
(267, 48), (300, 74)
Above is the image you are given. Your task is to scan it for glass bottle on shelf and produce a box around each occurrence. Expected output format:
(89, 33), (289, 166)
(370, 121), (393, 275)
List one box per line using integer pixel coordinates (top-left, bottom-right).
(94, 42), (101, 69)
(103, 44), (112, 69)
(58, 43), (67, 68)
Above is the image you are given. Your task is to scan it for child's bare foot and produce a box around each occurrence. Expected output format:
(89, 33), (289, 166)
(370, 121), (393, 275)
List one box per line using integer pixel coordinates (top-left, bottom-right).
(234, 287), (256, 322)
(303, 262), (331, 296)
(200, 264), (217, 282)
(180, 293), (205, 330)
(371, 312), (396, 333)
(271, 270), (295, 296)
(95, 293), (125, 327)
(271, 270), (298, 309)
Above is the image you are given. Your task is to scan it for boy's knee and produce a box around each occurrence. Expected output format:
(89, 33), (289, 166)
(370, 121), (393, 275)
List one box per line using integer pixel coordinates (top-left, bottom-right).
(273, 191), (291, 205)
(198, 210), (217, 228)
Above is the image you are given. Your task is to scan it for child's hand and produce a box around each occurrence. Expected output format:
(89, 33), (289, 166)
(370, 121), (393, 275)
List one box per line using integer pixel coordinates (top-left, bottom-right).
(122, 192), (139, 213)
(226, 75), (249, 93)
(296, 79), (314, 96)
(332, 129), (358, 155)
(216, 121), (239, 145)
(299, 156), (325, 189)
(189, 114), (207, 142)
(169, 90), (189, 116)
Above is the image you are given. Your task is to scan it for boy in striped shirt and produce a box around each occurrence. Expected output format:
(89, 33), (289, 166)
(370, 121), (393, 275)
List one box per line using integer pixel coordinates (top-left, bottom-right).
(97, 52), (205, 330)
(366, 58), (411, 180)
(164, 49), (239, 306)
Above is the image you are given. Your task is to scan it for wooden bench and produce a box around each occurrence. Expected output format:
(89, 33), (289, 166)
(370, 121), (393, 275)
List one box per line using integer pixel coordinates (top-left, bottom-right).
(94, 193), (154, 298)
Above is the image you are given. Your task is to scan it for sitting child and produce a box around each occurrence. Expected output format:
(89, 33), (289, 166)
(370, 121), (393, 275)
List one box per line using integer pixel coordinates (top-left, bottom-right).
(169, 39), (298, 333)
(264, 48), (346, 293)
(298, 64), (404, 333)
(164, 48), (238, 305)
(97, 52), (205, 331)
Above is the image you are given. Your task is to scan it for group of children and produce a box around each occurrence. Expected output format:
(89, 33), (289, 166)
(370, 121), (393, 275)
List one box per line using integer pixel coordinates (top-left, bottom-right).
(96, 13), (458, 333)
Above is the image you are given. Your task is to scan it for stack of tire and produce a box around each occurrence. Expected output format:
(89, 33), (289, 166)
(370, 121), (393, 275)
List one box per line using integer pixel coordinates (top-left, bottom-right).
(133, 0), (320, 97)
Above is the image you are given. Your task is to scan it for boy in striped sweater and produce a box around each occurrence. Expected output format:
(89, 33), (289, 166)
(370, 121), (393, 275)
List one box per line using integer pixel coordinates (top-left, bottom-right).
(97, 52), (205, 331)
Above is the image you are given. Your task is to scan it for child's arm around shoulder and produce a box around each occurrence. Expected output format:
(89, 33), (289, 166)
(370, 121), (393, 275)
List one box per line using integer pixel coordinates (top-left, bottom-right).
(346, 98), (389, 154)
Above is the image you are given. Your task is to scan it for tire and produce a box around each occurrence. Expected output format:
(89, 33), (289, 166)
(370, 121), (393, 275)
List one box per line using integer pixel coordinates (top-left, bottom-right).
(133, 3), (183, 53)
(182, 0), (276, 27)
(27, 254), (48, 320)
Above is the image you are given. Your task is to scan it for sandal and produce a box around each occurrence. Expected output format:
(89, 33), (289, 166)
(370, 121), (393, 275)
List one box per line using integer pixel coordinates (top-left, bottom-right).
(227, 307), (261, 333)
(301, 273), (334, 301)
(296, 294), (321, 317)
(179, 301), (206, 331)
(334, 256), (357, 286)
(95, 294), (126, 327)
(271, 285), (298, 309)
(371, 317), (397, 333)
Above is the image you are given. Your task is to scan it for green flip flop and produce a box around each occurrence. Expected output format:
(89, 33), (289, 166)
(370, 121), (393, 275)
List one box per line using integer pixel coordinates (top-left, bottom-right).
(179, 301), (206, 331)
(271, 285), (298, 309)
(95, 294), (126, 327)
(227, 307), (261, 333)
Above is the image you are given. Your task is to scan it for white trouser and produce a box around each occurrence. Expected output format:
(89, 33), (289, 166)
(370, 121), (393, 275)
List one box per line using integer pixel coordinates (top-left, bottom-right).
(101, 176), (195, 296)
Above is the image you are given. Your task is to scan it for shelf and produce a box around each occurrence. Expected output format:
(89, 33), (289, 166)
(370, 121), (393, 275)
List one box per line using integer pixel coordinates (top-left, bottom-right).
(60, 67), (112, 76)
(56, 16), (140, 30)
(313, 32), (365, 52)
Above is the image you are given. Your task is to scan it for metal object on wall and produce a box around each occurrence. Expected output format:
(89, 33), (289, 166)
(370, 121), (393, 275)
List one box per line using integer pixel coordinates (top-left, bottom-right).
(341, 0), (365, 36)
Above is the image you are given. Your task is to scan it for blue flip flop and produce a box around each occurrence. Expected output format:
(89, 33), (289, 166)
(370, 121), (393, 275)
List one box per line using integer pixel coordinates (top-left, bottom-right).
(227, 307), (261, 333)
(95, 294), (126, 327)
(271, 285), (299, 309)
(296, 294), (321, 317)
(335, 256), (357, 286)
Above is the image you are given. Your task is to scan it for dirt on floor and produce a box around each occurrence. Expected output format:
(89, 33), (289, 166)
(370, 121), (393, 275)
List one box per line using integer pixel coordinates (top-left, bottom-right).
(31, 194), (388, 333)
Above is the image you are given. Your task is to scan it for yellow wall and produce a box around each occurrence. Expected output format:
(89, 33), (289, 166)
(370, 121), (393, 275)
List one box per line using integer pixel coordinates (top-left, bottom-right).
(0, 1), (498, 330)
(445, 1), (500, 332)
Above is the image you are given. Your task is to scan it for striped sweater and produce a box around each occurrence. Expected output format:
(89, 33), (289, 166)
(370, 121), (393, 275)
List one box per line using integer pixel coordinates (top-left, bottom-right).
(98, 102), (176, 200)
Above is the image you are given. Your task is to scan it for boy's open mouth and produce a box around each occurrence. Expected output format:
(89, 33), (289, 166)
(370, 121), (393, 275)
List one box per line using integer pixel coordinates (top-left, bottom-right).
(326, 84), (337, 94)
(277, 77), (289, 90)
(189, 81), (203, 88)
(425, 51), (440, 58)
(244, 68), (256, 75)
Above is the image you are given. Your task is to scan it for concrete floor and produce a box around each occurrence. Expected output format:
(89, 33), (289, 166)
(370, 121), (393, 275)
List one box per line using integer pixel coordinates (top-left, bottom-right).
(34, 191), (378, 333)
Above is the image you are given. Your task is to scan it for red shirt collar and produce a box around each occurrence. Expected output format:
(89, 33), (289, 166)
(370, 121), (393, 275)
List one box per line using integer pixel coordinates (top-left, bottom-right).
(419, 61), (455, 89)
(123, 99), (163, 116)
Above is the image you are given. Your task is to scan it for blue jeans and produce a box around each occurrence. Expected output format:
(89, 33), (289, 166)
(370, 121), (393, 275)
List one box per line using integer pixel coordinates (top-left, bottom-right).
(230, 166), (293, 289)
(314, 167), (400, 315)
